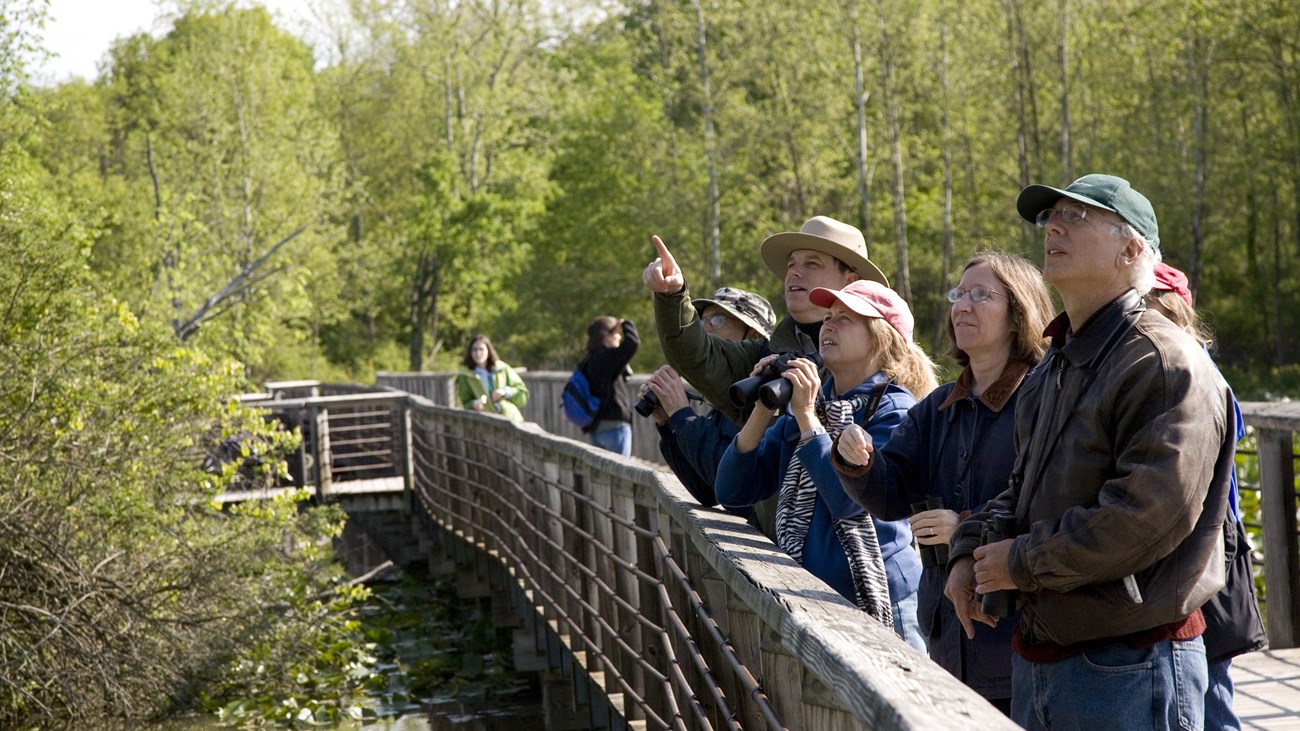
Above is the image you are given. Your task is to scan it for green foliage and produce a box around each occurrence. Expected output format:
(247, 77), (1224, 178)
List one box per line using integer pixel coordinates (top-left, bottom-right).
(203, 575), (528, 728)
(0, 99), (365, 728)
(24, 0), (1300, 379)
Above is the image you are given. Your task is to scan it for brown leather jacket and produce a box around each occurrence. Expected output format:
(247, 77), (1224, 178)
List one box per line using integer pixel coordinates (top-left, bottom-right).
(951, 290), (1233, 647)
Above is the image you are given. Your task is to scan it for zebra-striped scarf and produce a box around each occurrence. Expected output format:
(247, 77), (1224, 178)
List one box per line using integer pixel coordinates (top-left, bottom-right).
(776, 386), (893, 627)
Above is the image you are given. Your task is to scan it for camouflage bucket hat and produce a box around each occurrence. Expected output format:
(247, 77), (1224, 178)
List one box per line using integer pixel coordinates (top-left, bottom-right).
(692, 287), (777, 338)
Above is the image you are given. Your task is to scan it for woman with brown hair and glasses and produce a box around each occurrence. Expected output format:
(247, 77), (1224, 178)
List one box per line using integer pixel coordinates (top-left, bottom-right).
(831, 251), (1053, 712)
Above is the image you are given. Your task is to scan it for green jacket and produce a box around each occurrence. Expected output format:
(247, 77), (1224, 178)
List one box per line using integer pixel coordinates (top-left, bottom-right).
(654, 284), (812, 425)
(454, 362), (529, 422)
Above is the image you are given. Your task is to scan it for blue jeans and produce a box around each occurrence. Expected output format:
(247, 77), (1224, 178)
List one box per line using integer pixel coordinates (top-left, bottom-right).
(590, 423), (631, 456)
(1012, 637), (1207, 731)
(892, 589), (928, 653)
(1205, 658), (1239, 731)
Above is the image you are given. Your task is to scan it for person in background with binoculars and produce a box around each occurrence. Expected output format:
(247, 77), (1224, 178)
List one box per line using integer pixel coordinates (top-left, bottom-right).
(830, 252), (1054, 714)
(944, 175), (1237, 731)
(715, 280), (936, 651)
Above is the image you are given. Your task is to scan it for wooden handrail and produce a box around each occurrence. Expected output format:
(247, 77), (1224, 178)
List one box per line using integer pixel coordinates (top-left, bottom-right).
(262, 386), (1016, 729)
(1240, 402), (1300, 649)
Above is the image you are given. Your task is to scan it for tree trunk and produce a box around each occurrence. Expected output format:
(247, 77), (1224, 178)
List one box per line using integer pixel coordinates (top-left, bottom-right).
(691, 0), (722, 289)
(408, 252), (439, 371)
(1243, 107), (1266, 354)
(1003, 0), (1030, 191)
(444, 55), (460, 200)
(1058, 0), (1072, 180)
(877, 0), (911, 303)
(936, 0), (954, 345)
(1187, 32), (1209, 294)
(847, 0), (871, 241)
(1272, 187), (1284, 367)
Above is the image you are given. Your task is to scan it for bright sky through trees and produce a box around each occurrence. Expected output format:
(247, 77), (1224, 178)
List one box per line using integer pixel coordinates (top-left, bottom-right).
(36, 0), (316, 83)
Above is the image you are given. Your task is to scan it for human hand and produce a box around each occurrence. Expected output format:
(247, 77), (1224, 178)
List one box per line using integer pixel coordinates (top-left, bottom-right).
(648, 365), (691, 416)
(643, 235), (686, 294)
(472, 399), (485, 412)
(910, 509), (961, 547)
(973, 539), (1017, 595)
(836, 423), (874, 467)
(945, 557), (999, 639)
(783, 357), (822, 421)
(490, 388), (506, 402)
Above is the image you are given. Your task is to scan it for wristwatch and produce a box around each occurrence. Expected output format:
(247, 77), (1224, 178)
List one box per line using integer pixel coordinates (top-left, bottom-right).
(799, 426), (827, 444)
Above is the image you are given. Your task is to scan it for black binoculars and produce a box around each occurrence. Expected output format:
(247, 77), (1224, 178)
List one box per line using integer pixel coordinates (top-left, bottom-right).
(728, 352), (823, 411)
(978, 508), (1019, 617)
(634, 389), (660, 418)
(910, 497), (948, 569)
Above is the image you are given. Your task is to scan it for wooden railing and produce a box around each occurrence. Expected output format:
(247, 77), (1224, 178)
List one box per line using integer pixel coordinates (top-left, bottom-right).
(249, 382), (1016, 729)
(265, 380), (1300, 655)
(376, 371), (678, 463)
(1239, 401), (1300, 649)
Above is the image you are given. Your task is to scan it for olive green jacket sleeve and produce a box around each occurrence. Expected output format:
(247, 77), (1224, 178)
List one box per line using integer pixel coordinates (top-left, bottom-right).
(653, 284), (768, 424)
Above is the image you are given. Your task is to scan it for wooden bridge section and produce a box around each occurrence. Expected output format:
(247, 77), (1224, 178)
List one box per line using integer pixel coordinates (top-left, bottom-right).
(237, 381), (1300, 730)
(243, 382), (1014, 729)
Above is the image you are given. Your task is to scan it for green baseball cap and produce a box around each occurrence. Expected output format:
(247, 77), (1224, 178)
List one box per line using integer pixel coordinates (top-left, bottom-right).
(1016, 174), (1160, 250)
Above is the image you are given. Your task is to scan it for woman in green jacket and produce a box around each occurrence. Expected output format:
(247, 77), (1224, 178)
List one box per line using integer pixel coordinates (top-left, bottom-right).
(455, 335), (529, 422)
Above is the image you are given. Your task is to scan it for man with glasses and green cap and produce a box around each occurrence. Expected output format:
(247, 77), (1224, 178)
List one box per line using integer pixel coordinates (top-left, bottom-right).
(943, 174), (1236, 730)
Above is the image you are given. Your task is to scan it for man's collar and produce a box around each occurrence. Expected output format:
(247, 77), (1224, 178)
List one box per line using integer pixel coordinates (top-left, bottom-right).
(939, 359), (1032, 413)
(1045, 290), (1145, 366)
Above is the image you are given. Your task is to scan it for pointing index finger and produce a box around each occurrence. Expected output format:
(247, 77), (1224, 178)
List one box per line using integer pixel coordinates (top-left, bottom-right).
(652, 235), (678, 276)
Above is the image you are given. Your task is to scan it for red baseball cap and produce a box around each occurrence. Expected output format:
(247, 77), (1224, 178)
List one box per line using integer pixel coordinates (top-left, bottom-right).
(809, 280), (914, 344)
(1152, 262), (1193, 308)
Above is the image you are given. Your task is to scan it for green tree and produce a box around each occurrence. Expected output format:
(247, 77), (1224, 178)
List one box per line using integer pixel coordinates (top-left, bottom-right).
(90, 6), (348, 380)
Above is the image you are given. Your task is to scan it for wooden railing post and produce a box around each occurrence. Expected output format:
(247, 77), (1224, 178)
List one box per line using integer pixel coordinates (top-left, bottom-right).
(399, 400), (414, 498)
(1258, 428), (1300, 648)
(310, 404), (332, 498)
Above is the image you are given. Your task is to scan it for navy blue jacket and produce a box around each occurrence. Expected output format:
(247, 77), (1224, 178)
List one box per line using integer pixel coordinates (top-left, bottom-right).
(717, 372), (922, 608)
(832, 362), (1033, 700)
(657, 406), (751, 518)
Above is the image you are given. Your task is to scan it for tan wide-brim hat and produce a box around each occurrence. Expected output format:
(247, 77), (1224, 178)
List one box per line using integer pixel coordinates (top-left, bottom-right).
(760, 215), (889, 286)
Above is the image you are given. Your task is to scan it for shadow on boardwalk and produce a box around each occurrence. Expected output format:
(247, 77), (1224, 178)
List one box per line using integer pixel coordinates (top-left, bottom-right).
(1235, 648), (1300, 730)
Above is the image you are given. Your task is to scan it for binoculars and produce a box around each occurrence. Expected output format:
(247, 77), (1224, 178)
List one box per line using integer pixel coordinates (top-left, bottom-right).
(978, 508), (1019, 617)
(729, 352), (823, 411)
(910, 497), (949, 569)
(634, 389), (660, 418)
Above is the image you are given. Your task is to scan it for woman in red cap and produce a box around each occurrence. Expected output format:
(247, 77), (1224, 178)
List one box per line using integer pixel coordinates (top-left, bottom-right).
(1147, 262), (1266, 731)
(716, 279), (935, 651)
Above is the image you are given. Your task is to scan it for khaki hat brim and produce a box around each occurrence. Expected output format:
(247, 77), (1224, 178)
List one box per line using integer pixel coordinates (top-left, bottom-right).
(760, 232), (889, 287)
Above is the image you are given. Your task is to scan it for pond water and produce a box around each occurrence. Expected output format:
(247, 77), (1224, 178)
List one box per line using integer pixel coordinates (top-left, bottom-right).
(150, 571), (545, 730)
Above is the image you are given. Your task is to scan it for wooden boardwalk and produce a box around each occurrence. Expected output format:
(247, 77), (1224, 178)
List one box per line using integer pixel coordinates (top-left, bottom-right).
(1236, 648), (1300, 730)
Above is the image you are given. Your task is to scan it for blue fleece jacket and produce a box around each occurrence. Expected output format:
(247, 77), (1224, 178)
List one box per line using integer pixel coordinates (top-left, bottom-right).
(716, 371), (922, 606)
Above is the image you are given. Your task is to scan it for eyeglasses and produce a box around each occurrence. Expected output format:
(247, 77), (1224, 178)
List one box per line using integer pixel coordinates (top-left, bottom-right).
(1034, 202), (1090, 228)
(946, 286), (1006, 304)
(701, 313), (733, 330)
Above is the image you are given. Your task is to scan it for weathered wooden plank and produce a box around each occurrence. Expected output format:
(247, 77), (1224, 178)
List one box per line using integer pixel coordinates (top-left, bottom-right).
(1258, 428), (1300, 649)
(1241, 401), (1300, 433)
